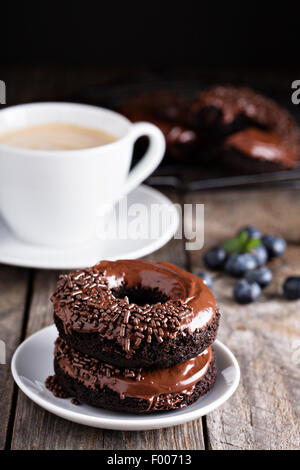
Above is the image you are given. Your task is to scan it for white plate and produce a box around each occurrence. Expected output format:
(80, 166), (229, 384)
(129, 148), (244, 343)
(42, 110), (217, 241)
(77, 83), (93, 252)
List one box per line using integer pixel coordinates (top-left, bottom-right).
(0, 185), (179, 269)
(11, 325), (240, 431)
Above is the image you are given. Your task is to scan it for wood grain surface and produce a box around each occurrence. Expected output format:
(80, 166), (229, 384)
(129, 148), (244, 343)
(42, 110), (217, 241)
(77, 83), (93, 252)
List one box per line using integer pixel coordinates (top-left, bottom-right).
(0, 266), (29, 449)
(184, 188), (300, 450)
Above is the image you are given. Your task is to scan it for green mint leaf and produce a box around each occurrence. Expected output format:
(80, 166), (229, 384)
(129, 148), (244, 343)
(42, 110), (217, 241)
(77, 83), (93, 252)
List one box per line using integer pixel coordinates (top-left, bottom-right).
(238, 230), (249, 247)
(223, 231), (262, 254)
(245, 237), (261, 252)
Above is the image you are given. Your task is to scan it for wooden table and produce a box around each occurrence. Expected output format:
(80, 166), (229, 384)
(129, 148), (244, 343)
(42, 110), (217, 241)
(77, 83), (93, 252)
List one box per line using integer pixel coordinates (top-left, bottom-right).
(0, 67), (299, 450)
(0, 187), (299, 450)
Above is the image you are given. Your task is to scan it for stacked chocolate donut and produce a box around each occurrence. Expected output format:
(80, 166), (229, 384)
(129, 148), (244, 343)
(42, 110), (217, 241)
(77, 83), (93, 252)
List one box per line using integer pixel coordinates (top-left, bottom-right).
(46, 260), (220, 413)
(122, 85), (300, 173)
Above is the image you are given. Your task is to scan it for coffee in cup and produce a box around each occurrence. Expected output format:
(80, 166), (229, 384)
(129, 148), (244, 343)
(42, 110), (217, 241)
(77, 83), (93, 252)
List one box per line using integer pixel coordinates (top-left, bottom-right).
(0, 122), (117, 150)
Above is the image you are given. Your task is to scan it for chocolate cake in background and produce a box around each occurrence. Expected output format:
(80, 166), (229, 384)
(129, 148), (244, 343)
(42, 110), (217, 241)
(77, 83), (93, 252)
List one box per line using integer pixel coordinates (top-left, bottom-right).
(121, 85), (300, 172)
(46, 259), (220, 413)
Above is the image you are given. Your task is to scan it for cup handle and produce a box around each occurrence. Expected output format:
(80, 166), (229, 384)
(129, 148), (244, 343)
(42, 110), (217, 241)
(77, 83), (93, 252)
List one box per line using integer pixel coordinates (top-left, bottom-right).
(122, 122), (166, 195)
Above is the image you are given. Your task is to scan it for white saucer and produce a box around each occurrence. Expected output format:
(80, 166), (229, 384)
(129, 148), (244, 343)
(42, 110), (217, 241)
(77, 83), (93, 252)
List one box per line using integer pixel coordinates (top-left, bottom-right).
(11, 325), (240, 431)
(0, 185), (179, 269)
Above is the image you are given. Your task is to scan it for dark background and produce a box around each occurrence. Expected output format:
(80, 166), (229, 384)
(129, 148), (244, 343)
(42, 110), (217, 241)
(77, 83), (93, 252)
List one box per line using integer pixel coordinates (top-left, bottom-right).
(0, 2), (298, 67)
(1, 1), (300, 185)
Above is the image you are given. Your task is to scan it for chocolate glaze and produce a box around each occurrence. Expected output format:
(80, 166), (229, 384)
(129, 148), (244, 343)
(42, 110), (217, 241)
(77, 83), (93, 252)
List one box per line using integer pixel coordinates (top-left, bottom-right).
(54, 336), (212, 406)
(101, 260), (217, 327)
(52, 260), (217, 345)
(225, 127), (297, 167)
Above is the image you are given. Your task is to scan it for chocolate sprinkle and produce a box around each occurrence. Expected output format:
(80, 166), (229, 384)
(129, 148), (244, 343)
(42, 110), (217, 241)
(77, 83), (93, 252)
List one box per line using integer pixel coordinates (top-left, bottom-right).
(71, 398), (81, 406)
(45, 374), (70, 398)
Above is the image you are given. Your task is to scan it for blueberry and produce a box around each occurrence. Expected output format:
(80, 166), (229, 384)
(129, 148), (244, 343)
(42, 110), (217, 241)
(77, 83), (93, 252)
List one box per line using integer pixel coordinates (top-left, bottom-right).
(261, 235), (286, 258)
(195, 272), (213, 289)
(238, 225), (261, 239)
(245, 266), (272, 288)
(233, 279), (261, 304)
(251, 244), (268, 266)
(283, 277), (300, 300)
(225, 253), (257, 277)
(204, 247), (227, 269)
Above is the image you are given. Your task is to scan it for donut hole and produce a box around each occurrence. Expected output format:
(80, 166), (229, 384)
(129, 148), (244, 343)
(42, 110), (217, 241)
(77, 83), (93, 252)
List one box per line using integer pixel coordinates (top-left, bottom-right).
(111, 284), (170, 306)
(192, 105), (223, 129)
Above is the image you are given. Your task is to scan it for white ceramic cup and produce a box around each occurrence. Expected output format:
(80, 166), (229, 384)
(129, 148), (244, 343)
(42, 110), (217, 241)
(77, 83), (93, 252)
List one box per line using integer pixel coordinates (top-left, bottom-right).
(0, 102), (165, 246)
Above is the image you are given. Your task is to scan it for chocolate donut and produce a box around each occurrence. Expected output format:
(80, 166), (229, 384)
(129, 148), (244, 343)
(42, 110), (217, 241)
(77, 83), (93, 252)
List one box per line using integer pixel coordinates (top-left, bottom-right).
(50, 337), (216, 413)
(190, 85), (300, 172)
(121, 86), (300, 171)
(52, 260), (220, 369)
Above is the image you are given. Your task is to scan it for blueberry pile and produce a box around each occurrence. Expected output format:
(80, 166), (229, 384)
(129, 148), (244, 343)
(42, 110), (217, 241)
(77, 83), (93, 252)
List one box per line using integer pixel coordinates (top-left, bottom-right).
(201, 226), (292, 304)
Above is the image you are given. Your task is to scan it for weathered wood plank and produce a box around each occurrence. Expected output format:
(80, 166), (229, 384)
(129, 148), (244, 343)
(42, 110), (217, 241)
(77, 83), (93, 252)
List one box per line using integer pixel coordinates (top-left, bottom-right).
(0, 265), (29, 449)
(185, 188), (300, 450)
(11, 192), (206, 450)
